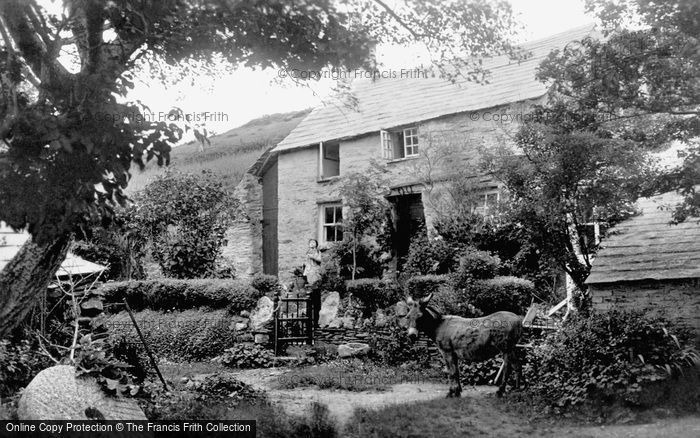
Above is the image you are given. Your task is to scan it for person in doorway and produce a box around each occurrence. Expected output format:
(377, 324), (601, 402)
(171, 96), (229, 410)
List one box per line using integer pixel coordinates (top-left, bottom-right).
(303, 239), (323, 327)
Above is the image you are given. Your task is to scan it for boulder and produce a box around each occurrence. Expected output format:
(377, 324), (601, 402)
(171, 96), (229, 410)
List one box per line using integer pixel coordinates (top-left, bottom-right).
(254, 332), (269, 344)
(318, 292), (340, 328)
(337, 343), (371, 358)
(234, 322), (248, 331)
(249, 296), (274, 331)
(18, 365), (147, 421)
(328, 318), (343, 329)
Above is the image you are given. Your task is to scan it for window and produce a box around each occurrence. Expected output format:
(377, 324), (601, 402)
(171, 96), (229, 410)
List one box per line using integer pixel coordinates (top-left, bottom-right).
(380, 127), (419, 160)
(320, 204), (343, 243)
(318, 142), (340, 180)
(403, 128), (419, 157)
(474, 191), (500, 216)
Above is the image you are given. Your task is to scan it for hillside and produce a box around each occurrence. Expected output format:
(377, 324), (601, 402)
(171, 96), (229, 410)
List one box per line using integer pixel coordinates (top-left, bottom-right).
(126, 108), (311, 194)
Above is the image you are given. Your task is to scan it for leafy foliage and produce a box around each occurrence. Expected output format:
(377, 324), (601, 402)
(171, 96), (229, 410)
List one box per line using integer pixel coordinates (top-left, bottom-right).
(451, 249), (501, 287)
(335, 164), (392, 280)
(250, 274), (281, 296)
(72, 334), (142, 398)
(346, 279), (402, 316)
(101, 279), (264, 313)
(325, 240), (385, 280)
(405, 275), (450, 298)
(106, 309), (239, 362)
(221, 344), (277, 369)
(0, 339), (52, 397)
(402, 234), (459, 276)
(459, 357), (503, 386)
(131, 171), (233, 279)
(369, 324), (434, 369)
(466, 276), (535, 316)
(525, 310), (700, 408)
(430, 285), (483, 318)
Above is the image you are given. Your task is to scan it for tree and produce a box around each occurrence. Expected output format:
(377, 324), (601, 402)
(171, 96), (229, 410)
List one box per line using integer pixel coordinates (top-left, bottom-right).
(336, 163), (390, 280)
(132, 170), (232, 279)
(484, 0), (700, 297)
(0, 0), (521, 337)
(536, 0), (700, 222)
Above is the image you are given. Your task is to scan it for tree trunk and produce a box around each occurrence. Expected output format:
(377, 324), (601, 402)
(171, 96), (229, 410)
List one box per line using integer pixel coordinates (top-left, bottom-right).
(0, 233), (71, 338)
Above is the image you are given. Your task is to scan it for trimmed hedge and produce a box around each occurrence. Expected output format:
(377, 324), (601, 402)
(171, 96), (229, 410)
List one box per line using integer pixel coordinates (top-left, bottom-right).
(100, 279), (264, 313)
(452, 250), (501, 288)
(106, 309), (240, 362)
(431, 284), (483, 318)
(406, 275), (450, 298)
(346, 279), (402, 316)
(466, 276), (534, 315)
(250, 274), (280, 296)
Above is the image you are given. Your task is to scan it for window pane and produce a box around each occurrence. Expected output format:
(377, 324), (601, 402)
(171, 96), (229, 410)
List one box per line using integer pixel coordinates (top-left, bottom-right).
(325, 207), (334, 224)
(325, 226), (334, 242)
(336, 228), (343, 241)
(335, 206), (342, 221)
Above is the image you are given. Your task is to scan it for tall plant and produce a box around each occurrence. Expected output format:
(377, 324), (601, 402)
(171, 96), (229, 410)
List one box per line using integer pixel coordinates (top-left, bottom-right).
(336, 164), (391, 280)
(132, 171), (233, 279)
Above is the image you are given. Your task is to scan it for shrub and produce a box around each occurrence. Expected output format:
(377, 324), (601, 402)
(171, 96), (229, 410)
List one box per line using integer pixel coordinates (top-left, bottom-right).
(318, 272), (347, 294)
(326, 240), (385, 280)
(0, 339), (52, 397)
(430, 285), (482, 318)
(459, 357), (502, 386)
(525, 310), (700, 409)
(101, 279), (263, 314)
(250, 274), (280, 295)
(106, 309), (239, 362)
(466, 276), (535, 315)
(221, 344), (276, 369)
(402, 233), (459, 276)
(346, 279), (402, 316)
(132, 171), (233, 279)
(451, 249), (501, 287)
(369, 324), (434, 368)
(405, 275), (449, 298)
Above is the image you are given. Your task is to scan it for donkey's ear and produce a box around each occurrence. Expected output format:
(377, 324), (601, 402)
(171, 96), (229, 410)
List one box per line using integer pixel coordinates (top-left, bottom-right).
(419, 293), (433, 305)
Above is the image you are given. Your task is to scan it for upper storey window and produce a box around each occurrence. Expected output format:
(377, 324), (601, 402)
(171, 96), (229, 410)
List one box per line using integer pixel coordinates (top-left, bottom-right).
(380, 127), (419, 160)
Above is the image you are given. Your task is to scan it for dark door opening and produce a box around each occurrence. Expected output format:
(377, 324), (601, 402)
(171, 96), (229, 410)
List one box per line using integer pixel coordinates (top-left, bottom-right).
(391, 193), (425, 271)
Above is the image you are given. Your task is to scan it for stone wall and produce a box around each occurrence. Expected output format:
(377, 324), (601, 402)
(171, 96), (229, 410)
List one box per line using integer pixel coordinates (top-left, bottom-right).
(590, 278), (700, 345)
(221, 172), (264, 278)
(273, 99), (542, 281)
(315, 327), (440, 357)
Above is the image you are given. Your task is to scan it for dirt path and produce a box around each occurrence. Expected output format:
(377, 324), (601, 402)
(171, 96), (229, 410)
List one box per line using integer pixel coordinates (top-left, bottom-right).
(229, 368), (700, 437)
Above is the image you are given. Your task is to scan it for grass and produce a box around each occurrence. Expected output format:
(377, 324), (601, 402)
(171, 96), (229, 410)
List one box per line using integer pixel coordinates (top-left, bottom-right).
(274, 359), (444, 392)
(127, 109), (310, 194)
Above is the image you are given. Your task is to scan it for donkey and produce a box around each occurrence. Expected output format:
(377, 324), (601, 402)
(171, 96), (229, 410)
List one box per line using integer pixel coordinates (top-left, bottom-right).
(405, 293), (523, 397)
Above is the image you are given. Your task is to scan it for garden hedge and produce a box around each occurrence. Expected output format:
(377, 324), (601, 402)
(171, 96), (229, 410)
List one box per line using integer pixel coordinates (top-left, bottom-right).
(100, 279), (264, 313)
(452, 250), (501, 288)
(346, 279), (402, 315)
(106, 309), (239, 362)
(405, 275), (450, 298)
(465, 276), (535, 315)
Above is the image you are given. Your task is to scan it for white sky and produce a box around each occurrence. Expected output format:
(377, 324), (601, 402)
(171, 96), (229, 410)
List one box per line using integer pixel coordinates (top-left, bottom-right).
(54, 0), (595, 139)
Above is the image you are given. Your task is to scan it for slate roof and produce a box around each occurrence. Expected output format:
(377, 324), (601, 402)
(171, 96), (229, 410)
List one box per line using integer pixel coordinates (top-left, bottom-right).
(274, 25), (596, 152)
(586, 190), (700, 284)
(0, 223), (106, 278)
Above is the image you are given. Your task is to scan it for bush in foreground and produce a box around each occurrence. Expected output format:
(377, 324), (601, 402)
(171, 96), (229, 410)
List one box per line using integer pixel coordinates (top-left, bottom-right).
(525, 310), (700, 409)
(346, 279), (402, 316)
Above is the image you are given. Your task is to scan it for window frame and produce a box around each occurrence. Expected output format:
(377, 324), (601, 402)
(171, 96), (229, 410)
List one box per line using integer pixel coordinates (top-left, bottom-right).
(402, 127), (419, 157)
(319, 203), (343, 244)
(379, 126), (419, 160)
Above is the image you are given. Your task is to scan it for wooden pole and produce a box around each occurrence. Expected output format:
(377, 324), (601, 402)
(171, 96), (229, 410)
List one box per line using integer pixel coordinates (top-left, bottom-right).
(123, 299), (168, 391)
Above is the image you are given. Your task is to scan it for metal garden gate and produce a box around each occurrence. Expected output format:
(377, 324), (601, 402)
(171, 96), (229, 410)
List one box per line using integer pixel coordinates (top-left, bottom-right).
(272, 294), (314, 355)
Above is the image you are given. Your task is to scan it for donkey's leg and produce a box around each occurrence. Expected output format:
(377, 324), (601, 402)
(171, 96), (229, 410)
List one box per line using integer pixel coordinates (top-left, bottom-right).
(496, 352), (511, 397)
(442, 351), (459, 398)
(451, 352), (462, 398)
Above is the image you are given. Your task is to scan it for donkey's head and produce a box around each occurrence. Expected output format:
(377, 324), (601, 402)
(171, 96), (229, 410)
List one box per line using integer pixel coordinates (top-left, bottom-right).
(405, 293), (433, 340)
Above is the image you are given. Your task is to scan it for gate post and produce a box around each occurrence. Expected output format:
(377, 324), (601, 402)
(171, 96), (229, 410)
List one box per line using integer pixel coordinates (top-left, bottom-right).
(273, 292), (280, 355)
(306, 297), (313, 345)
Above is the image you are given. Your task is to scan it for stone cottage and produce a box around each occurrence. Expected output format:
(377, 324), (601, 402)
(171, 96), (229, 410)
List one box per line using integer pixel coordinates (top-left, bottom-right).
(223, 25), (595, 281)
(586, 190), (700, 344)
